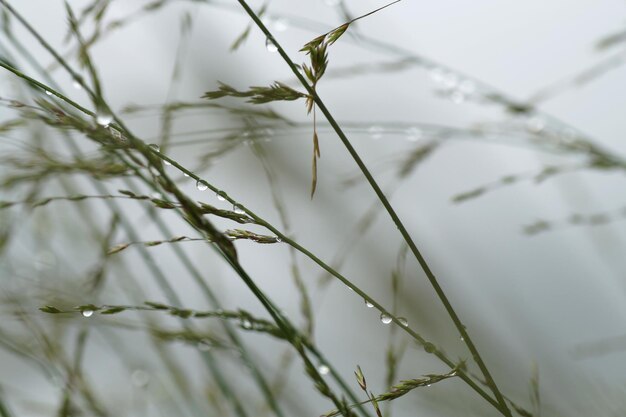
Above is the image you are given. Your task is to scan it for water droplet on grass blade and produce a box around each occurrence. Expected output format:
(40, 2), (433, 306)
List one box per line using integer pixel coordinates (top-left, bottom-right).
(406, 127), (422, 142)
(398, 317), (408, 326)
(196, 181), (208, 191)
(429, 67), (445, 83)
(273, 18), (289, 32)
(424, 342), (436, 353)
(364, 299), (374, 308)
(72, 80), (82, 90)
(380, 313), (392, 324)
(82, 310), (94, 318)
(45, 90), (52, 96)
(233, 204), (245, 214)
(368, 126), (383, 140)
(216, 191), (226, 201)
(526, 117), (545, 133)
(458, 80), (475, 94)
(131, 370), (150, 388)
(450, 91), (465, 104)
(318, 365), (330, 375)
(265, 37), (278, 52)
(241, 319), (252, 329)
(96, 112), (113, 127)
(442, 72), (458, 90)
(197, 339), (212, 351)
(148, 144), (160, 151)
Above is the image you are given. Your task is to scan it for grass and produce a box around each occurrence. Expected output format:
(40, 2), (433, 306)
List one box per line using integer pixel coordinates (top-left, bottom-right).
(0, 1), (624, 417)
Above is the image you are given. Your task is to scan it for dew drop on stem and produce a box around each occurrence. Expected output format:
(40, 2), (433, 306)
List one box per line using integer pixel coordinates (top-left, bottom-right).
(526, 117), (545, 133)
(265, 37), (278, 53)
(81, 310), (94, 318)
(196, 181), (208, 191)
(450, 91), (465, 104)
(398, 317), (408, 327)
(405, 127), (422, 142)
(273, 18), (289, 32)
(364, 299), (374, 308)
(380, 313), (392, 324)
(96, 112), (113, 127)
(131, 369), (150, 388)
(197, 339), (212, 351)
(368, 126), (383, 140)
(233, 204), (245, 214)
(318, 364), (330, 375)
(45, 90), (52, 96)
(216, 191), (226, 201)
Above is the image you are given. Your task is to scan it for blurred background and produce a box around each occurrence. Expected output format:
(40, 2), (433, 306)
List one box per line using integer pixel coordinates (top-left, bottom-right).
(1, 1), (626, 416)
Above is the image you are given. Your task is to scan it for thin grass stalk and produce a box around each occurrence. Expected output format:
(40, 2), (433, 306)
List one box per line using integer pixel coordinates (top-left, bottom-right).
(232, 2), (512, 416)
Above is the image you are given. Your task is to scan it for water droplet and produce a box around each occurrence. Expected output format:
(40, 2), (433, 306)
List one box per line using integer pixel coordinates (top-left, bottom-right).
(183, 172), (190, 177)
(148, 144), (160, 151)
(197, 339), (212, 351)
(131, 369), (150, 388)
(45, 90), (52, 96)
(405, 127), (422, 142)
(526, 117), (545, 133)
(458, 80), (475, 95)
(380, 313), (392, 324)
(196, 181), (208, 191)
(450, 91), (465, 104)
(368, 126), (383, 140)
(429, 67), (445, 83)
(82, 310), (94, 318)
(151, 192), (163, 199)
(96, 112), (113, 127)
(442, 72), (458, 90)
(424, 342), (436, 353)
(233, 204), (245, 214)
(426, 384), (432, 387)
(318, 364), (330, 375)
(273, 18), (289, 32)
(265, 37), (278, 53)
(72, 80), (83, 90)
(241, 319), (252, 329)
(398, 317), (408, 327)
(460, 335), (465, 342)
(364, 299), (374, 308)
(163, 159), (172, 166)
(275, 236), (282, 243)
(216, 191), (226, 201)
